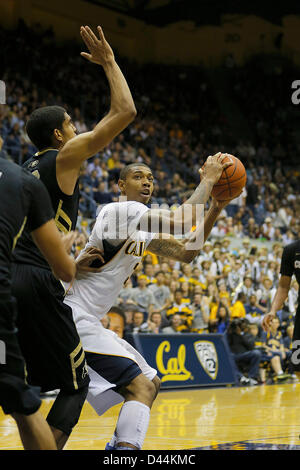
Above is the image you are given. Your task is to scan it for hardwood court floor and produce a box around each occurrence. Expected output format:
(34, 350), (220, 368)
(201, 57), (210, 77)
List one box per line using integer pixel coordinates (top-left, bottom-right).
(1, 382), (300, 450)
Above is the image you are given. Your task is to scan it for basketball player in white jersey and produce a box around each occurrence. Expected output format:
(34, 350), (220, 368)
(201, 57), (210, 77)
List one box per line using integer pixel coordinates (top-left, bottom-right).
(64, 154), (234, 450)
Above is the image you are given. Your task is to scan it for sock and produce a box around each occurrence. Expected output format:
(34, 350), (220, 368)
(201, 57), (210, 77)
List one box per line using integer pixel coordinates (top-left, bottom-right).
(108, 432), (117, 448)
(115, 400), (150, 450)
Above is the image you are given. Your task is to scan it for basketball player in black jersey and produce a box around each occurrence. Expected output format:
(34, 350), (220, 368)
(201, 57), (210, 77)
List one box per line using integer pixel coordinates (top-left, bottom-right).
(11, 25), (136, 449)
(262, 240), (300, 379)
(0, 158), (78, 449)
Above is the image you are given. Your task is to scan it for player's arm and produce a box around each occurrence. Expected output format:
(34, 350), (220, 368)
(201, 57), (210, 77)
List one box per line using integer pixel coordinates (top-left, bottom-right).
(56, 26), (136, 193)
(31, 222), (76, 282)
(139, 153), (232, 236)
(262, 275), (292, 331)
(147, 197), (229, 262)
(262, 243), (295, 331)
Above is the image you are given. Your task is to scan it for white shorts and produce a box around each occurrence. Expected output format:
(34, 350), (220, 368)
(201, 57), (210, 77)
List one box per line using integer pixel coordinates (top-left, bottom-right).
(66, 302), (157, 416)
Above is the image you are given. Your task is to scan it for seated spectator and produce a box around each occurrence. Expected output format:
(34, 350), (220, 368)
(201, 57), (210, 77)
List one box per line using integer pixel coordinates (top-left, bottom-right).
(107, 306), (126, 339)
(233, 276), (255, 303)
(162, 314), (190, 334)
(117, 278), (136, 306)
(210, 304), (231, 334)
(257, 276), (276, 311)
(130, 275), (156, 316)
(249, 324), (290, 383)
(143, 263), (156, 285)
(166, 289), (194, 331)
(244, 294), (266, 325)
(109, 183), (121, 202)
(148, 271), (172, 318)
(144, 312), (163, 334)
(261, 316), (292, 379)
(130, 310), (149, 334)
(190, 293), (209, 333)
(231, 292), (247, 319)
(226, 318), (260, 385)
(209, 297), (231, 327)
(180, 281), (192, 304)
(94, 181), (113, 204)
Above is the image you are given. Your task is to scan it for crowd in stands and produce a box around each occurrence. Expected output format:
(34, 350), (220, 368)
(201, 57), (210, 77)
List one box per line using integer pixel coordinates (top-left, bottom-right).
(1, 21), (300, 386)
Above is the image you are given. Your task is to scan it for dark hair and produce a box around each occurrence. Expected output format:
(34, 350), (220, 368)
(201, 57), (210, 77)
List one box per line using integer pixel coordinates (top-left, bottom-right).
(108, 306), (126, 325)
(119, 163), (151, 180)
(26, 106), (66, 150)
(155, 271), (165, 277)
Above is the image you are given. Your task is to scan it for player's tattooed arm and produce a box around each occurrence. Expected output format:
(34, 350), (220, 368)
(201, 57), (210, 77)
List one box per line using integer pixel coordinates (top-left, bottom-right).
(148, 235), (201, 263)
(139, 153), (232, 236)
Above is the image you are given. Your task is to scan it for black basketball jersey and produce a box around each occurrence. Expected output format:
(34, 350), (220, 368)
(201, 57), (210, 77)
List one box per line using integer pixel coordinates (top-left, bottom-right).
(280, 240), (300, 302)
(0, 159), (53, 295)
(13, 148), (80, 270)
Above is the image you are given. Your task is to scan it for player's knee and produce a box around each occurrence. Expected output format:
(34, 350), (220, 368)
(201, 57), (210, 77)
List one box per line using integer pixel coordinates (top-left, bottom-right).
(46, 384), (88, 437)
(152, 375), (161, 399)
(125, 374), (157, 404)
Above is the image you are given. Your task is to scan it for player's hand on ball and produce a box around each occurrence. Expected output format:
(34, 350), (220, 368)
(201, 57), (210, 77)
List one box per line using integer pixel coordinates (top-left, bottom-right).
(80, 26), (115, 66)
(199, 153), (233, 185)
(76, 247), (105, 274)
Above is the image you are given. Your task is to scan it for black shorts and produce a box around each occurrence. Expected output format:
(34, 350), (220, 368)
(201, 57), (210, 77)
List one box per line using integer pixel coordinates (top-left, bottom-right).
(11, 264), (90, 392)
(0, 295), (41, 415)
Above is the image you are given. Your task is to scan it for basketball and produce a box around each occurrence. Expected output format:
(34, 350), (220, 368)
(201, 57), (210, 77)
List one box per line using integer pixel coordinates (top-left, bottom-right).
(211, 154), (247, 201)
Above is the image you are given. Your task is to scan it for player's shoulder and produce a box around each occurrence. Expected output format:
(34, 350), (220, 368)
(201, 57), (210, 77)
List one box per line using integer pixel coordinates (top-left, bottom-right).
(283, 240), (300, 255)
(97, 200), (148, 219)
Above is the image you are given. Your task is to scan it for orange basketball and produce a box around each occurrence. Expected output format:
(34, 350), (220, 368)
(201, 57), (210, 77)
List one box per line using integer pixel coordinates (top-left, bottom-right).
(211, 154), (247, 201)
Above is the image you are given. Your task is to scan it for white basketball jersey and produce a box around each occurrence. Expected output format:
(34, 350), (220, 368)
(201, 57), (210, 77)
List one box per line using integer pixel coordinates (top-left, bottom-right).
(64, 201), (154, 321)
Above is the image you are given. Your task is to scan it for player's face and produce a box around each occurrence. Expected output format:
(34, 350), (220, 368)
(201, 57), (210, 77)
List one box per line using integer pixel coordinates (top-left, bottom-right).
(120, 167), (154, 204)
(61, 113), (77, 144)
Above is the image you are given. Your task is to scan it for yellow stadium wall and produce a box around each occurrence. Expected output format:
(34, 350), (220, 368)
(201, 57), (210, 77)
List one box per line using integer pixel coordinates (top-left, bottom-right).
(0, 0), (300, 66)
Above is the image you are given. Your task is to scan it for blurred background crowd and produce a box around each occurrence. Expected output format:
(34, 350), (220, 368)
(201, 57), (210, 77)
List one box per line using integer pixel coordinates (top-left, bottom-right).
(1, 20), (299, 385)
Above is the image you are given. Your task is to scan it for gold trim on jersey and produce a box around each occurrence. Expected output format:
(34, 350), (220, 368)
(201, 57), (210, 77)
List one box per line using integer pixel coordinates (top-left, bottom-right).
(55, 200), (72, 233)
(12, 216), (27, 251)
(84, 349), (140, 367)
(70, 342), (86, 390)
(34, 148), (59, 157)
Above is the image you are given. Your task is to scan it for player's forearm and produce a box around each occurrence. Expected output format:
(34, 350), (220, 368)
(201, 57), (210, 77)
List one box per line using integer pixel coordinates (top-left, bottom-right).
(102, 59), (136, 117)
(172, 178), (214, 227)
(269, 287), (289, 314)
(202, 200), (223, 243)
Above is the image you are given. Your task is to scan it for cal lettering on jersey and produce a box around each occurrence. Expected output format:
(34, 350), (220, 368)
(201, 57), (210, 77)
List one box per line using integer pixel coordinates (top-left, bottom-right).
(125, 241), (145, 257)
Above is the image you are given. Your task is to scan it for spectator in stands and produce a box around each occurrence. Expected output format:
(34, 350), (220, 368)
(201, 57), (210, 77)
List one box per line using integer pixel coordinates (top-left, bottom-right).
(190, 293), (209, 333)
(94, 181), (113, 204)
(144, 312), (163, 334)
(107, 306), (126, 339)
(148, 271), (172, 318)
(130, 275), (156, 316)
(166, 289), (193, 331)
(231, 292), (247, 319)
(162, 314), (189, 334)
(244, 294), (266, 325)
(210, 304), (231, 334)
(226, 319), (260, 386)
(130, 310), (149, 334)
